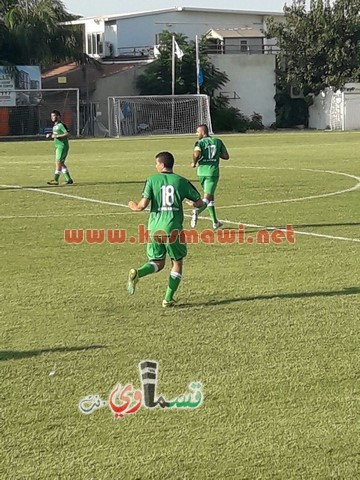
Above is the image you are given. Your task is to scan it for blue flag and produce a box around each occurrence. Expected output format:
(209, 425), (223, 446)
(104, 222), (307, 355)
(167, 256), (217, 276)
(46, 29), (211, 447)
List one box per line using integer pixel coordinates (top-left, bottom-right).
(198, 68), (204, 87)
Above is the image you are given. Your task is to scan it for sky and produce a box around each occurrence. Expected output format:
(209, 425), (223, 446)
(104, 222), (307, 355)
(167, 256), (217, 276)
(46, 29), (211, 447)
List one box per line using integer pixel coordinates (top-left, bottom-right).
(62, 0), (306, 17)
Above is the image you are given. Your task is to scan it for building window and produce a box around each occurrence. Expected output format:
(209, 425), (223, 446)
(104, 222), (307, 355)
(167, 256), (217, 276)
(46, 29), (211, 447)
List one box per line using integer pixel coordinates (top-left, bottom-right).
(240, 40), (248, 52)
(87, 32), (104, 55)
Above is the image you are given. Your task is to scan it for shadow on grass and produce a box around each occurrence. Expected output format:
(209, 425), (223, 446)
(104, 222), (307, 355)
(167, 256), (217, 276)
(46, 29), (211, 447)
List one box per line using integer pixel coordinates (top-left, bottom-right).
(179, 287), (360, 308)
(0, 181), (144, 191)
(0, 344), (106, 362)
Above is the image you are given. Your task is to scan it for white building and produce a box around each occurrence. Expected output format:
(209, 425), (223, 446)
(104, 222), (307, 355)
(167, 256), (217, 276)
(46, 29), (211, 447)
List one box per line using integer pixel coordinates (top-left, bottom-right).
(69, 7), (284, 127)
(69, 7), (282, 58)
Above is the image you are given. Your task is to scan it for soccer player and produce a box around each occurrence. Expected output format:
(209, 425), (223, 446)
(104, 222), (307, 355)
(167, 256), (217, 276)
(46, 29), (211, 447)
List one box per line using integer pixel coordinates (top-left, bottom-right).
(46, 110), (73, 185)
(127, 151), (204, 308)
(189, 124), (229, 229)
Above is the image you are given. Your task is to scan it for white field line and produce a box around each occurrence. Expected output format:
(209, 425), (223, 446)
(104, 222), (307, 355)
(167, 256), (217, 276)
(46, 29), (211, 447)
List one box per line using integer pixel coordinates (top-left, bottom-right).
(1, 174), (360, 243)
(218, 167), (360, 209)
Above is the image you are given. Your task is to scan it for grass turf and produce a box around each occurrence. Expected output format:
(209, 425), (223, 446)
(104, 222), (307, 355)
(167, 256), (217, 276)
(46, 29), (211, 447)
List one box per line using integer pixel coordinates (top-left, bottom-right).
(1, 131), (360, 479)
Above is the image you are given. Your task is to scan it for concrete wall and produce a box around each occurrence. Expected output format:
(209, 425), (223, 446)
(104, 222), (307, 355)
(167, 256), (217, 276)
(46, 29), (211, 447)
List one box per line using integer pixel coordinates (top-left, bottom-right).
(89, 64), (148, 129)
(87, 55), (276, 131)
(210, 54), (276, 126)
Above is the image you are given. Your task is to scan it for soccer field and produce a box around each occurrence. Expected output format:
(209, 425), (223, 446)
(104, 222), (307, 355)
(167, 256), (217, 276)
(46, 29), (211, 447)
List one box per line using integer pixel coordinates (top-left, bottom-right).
(1, 132), (360, 479)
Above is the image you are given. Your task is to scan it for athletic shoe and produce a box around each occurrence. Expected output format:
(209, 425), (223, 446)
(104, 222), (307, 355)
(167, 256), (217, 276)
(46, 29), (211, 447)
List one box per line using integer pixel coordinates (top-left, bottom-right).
(127, 268), (138, 295)
(162, 299), (177, 308)
(47, 180), (59, 186)
(213, 221), (223, 230)
(65, 179), (74, 185)
(190, 209), (199, 228)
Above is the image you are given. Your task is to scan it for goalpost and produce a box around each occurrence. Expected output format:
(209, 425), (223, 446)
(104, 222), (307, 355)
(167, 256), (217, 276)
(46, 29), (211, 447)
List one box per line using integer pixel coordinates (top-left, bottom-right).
(107, 95), (213, 137)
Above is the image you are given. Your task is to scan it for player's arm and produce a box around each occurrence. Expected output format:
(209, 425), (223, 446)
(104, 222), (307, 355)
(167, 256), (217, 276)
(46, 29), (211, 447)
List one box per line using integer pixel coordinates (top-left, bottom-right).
(192, 142), (201, 168)
(185, 181), (203, 208)
(187, 198), (204, 208)
(220, 141), (229, 160)
(52, 125), (70, 140)
(128, 198), (150, 211)
(129, 178), (152, 211)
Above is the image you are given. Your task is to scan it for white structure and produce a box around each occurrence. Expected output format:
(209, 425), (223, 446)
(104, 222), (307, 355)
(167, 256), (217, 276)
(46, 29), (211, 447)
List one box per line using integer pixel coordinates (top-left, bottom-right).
(68, 7), (283, 127)
(309, 83), (360, 131)
(69, 7), (283, 58)
(210, 54), (276, 126)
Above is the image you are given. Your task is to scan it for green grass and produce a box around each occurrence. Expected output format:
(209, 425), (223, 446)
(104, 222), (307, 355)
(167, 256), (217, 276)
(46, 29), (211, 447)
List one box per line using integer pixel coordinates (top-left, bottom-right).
(1, 132), (360, 479)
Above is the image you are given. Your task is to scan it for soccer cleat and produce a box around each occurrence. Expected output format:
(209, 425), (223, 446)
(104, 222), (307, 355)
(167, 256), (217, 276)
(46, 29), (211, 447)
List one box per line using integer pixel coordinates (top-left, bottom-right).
(127, 268), (138, 295)
(47, 179), (59, 186)
(190, 209), (199, 228)
(162, 299), (177, 308)
(213, 221), (223, 230)
(65, 179), (74, 185)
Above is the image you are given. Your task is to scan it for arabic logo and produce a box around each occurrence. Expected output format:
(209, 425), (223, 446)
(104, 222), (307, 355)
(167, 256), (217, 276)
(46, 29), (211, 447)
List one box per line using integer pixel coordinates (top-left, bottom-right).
(78, 360), (203, 419)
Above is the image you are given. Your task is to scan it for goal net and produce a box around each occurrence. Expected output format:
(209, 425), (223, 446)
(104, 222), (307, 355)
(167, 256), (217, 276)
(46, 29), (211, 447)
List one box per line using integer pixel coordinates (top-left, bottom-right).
(0, 88), (80, 138)
(108, 95), (212, 137)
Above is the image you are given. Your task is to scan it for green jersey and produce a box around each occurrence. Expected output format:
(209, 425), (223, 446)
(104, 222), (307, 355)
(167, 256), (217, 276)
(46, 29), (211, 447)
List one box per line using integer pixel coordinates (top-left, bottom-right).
(53, 122), (69, 148)
(142, 172), (201, 234)
(194, 136), (227, 177)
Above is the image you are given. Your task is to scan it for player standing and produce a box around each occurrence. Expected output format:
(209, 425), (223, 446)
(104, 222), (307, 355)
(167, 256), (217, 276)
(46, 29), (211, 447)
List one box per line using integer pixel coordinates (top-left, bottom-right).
(190, 124), (229, 229)
(127, 151), (203, 307)
(46, 110), (73, 185)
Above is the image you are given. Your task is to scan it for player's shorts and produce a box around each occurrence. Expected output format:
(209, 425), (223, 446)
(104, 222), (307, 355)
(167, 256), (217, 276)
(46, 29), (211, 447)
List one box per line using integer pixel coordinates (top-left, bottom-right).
(199, 176), (219, 195)
(147, 232), (187, 261)
(55, 144), (69, 162)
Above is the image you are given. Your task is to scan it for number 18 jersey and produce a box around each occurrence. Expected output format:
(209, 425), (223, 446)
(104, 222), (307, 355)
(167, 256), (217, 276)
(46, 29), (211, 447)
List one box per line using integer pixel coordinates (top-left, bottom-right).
(142, 172), (201, 234)
(194, 136), (227, 178)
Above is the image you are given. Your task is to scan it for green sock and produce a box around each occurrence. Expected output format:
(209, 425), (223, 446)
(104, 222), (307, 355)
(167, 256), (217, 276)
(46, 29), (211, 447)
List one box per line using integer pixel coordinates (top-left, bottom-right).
(137, 262), (156, 278)
(165, 272), (182, 301)
(208, 202), (218, 224)
(61, 166), (72, 181)
(54, 172), (60, 181)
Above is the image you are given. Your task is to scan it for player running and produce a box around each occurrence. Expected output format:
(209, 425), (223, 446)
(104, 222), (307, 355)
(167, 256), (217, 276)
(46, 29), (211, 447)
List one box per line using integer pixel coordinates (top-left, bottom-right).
(127, 151), (204, 308)
(46, 110), (73, 186)
(189, 124), (229, 229)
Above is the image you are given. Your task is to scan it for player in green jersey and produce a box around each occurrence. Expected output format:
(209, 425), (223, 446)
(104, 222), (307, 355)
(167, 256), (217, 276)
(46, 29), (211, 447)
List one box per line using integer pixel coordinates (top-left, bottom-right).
(127, 151), (204, 308)
(46, 110), (73, 186)
(189, 124), (229, 229)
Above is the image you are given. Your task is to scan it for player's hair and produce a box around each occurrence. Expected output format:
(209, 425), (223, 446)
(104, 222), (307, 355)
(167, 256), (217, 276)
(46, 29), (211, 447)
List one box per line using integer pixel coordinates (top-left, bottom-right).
(155, 151), (174, 169)
(198, 124), (209, 136)
(51, 110), (61, 116)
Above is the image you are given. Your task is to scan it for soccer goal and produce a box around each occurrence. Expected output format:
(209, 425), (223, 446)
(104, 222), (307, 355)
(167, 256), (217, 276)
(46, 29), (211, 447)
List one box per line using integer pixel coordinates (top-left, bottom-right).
(0, 88), (80, 138)
(107, 95), (213, 137)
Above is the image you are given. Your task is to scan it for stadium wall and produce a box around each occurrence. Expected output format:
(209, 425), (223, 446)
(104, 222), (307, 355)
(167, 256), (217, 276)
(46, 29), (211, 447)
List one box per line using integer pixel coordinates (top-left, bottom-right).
(89, 64), (148, 130)
(209, 54), (276, 127)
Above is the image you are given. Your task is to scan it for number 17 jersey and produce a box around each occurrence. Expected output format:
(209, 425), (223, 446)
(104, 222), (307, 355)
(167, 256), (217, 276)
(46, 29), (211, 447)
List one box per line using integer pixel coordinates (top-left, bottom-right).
(194, 136), (227, 178)
(142, 172), (201, 234)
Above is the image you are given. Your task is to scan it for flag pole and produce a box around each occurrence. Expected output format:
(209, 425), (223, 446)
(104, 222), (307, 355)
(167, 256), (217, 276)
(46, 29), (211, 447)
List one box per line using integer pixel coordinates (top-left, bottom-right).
(196, 35), (200, 95)
(172, 34), (175, 96)
(171, 34), (176, 134)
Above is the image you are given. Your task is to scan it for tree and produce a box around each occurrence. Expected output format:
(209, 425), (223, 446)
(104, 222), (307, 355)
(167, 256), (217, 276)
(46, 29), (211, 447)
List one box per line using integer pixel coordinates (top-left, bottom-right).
(136, 31), (253, 131)
(267, 0), (360, 95)
(0, 0), (86, 67)
(136, 31), (228, 96)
